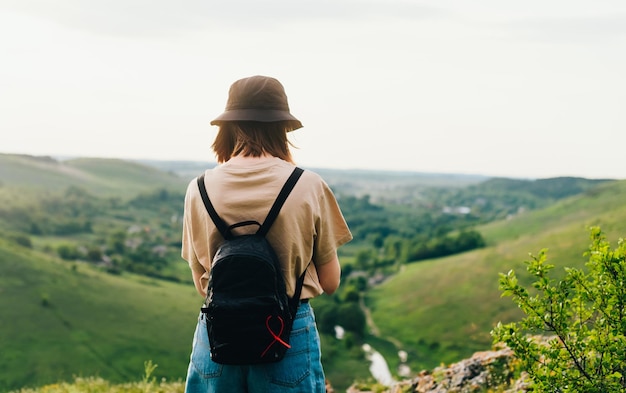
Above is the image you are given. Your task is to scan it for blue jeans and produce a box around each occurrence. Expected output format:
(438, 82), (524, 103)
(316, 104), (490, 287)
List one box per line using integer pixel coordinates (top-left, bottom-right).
(184, 302), (326, 393)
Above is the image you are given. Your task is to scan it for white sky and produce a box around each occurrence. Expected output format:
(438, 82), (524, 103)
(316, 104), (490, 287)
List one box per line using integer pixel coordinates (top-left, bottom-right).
(1, 0), (625, 179)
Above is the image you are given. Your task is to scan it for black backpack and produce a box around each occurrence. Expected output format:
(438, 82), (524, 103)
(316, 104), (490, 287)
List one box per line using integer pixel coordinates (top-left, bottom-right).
(196, 167), (306, 364)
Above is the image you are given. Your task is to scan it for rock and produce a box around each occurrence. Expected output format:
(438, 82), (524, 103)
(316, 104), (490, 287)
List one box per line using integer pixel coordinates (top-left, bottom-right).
(348, 346), (529, 393)
(326, 379), (334, 393)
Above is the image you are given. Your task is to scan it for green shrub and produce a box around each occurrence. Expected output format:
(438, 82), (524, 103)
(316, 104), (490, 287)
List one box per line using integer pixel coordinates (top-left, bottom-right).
(492, 226), (626, 392)
(57, 243), (79, 260)
(10, 234), (32, 248)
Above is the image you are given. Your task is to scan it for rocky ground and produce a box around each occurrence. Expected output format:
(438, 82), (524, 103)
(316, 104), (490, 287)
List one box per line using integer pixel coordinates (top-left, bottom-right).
(340, 346), (531, 393)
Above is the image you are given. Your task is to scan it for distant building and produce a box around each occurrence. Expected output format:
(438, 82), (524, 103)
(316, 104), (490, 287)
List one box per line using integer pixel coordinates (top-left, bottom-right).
(442, 206), (471, 215)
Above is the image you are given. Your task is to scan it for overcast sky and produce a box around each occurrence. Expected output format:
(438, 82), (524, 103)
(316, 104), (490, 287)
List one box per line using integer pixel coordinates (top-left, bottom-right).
(1, 0), (625, 179)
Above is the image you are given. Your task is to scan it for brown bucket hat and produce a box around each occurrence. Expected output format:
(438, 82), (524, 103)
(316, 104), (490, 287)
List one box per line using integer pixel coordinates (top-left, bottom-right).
(210, 75), (303, 131)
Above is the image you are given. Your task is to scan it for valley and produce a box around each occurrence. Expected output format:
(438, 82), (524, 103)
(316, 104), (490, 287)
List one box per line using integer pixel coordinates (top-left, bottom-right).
(0, 152), (623, 392)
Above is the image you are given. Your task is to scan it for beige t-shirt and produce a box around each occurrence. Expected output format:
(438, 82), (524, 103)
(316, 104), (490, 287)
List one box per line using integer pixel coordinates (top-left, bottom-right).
(181, 157), (352, 299)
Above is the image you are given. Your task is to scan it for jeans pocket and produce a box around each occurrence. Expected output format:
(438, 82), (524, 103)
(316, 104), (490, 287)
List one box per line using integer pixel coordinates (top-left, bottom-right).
(268, 325), (311, 387)
(190, 318), (223, 378)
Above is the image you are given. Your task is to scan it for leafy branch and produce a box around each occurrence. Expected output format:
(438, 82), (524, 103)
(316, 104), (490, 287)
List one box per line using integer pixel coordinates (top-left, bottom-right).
(492, 227), (626, 392)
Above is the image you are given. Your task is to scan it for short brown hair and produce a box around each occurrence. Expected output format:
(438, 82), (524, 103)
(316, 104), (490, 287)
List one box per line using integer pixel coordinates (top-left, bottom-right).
(212, 121), (295, 164)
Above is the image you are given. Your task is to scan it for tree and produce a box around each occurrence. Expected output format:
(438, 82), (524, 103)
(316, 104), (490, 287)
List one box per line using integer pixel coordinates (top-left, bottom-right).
(342, 285), (361, 303)
(313, 299), (340, 336)
(355, 249), (376, 271)
(337, 303), (366, 337)
(108, 230), (127, 254)
(57, 243), (79, 260)
(455, 229), (486, 251)
(492, 227), (626, 392)
(85, 245), (103, 262)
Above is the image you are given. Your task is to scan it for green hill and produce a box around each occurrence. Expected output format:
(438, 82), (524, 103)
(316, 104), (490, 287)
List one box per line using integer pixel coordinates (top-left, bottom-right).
(0, 237), (200, 392)
(0, 154), (198, 392)
(0, 154), (187, 197)
(366, 179), (626, 374)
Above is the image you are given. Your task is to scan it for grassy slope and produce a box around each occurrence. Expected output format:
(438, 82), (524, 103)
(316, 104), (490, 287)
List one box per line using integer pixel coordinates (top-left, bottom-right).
(0, 154), (199, 392)
(0, 154), (187, 197)
(367, 180), (626, 373)
(0, 236), (201, 392)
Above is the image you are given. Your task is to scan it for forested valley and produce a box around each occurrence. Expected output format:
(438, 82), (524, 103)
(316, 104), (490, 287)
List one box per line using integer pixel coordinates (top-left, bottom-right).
(0, 153), (615, 392)
(1, 157), (605, 286)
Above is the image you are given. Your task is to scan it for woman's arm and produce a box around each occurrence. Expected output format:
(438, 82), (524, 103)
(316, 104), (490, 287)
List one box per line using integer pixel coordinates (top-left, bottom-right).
(316, 252), (341, 295)
(191, 265), (208, 298)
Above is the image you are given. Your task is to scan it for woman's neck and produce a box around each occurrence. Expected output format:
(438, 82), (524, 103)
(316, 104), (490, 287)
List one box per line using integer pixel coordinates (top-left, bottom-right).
(227, 154), (274, 165)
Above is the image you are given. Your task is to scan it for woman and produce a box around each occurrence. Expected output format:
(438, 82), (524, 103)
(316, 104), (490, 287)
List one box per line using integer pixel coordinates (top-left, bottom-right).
(181, 75), (352, 392)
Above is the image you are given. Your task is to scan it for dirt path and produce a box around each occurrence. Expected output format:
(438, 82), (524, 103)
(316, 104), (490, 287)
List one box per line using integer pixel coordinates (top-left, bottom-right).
(359, 295), (380, 336)
(359, 294), (403, 350)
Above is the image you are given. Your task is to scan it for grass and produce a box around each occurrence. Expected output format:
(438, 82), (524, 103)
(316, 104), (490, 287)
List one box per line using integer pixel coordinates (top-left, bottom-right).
(0, 239), (200, 392)
(318, 334), (372, 390)
(9, 361), (184, 393)
(64, 158), (187, 194)
(0, 154), (187, 197)
(10, 377), (184, 393)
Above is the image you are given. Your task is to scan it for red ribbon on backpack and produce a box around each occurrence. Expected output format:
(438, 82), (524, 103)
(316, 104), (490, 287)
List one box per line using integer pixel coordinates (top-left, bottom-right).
(260, 315), (291, 358)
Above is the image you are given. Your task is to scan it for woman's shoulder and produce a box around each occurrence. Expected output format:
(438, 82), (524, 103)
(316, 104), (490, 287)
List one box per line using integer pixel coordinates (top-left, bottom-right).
(297, 166), (328, 187)
(184, 168), (212, 198)
(293, 167), (339, 203)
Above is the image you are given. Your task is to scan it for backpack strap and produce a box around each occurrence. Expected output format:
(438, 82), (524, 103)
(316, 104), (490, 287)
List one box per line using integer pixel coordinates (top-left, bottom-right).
(257, 167), (304, 237)
(196, 166), (304, 240)
(289, 263), (310, 314)
(197, 174), (233, 240)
